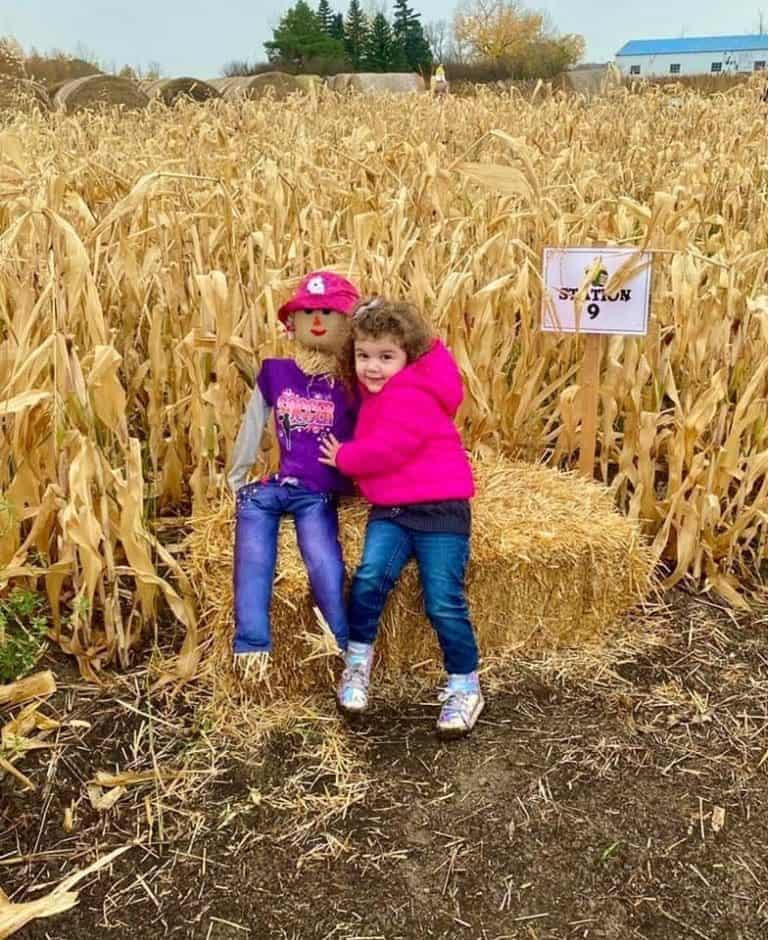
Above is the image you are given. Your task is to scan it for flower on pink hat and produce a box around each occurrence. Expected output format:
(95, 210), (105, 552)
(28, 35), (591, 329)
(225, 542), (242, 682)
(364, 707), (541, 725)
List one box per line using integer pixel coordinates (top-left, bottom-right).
(278, 271), (360, 327)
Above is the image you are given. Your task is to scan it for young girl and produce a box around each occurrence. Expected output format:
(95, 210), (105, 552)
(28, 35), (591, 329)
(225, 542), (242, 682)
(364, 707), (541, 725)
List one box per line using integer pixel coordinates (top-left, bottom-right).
(319, 299), (483, 737)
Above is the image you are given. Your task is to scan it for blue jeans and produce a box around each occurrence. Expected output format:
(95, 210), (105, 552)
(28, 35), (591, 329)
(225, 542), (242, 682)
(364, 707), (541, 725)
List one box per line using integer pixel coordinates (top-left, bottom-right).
(233, 482), (348, 654)
(348, 521), (479, 674)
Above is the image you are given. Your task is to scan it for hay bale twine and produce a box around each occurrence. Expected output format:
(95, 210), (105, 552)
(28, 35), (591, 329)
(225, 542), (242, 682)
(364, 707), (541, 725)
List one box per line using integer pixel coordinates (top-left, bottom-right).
(329, 72), (426, 94)
(0, 38), (25, 80)
(0, 78), (51, 112)
(140, 77), (220, 104)
(188, 458), (654, 698)
(216, 73), (302, 101)
(54, 75), (149, 112)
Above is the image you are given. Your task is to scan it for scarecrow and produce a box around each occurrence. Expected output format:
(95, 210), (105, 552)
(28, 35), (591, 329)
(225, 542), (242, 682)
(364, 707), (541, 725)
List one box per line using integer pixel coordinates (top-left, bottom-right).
(432, 64), (449, 97)
(228, 272), (360, 671)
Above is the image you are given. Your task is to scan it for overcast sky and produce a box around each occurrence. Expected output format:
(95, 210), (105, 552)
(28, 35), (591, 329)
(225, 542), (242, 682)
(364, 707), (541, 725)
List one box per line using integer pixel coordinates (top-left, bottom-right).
(2, 2), (765, 77)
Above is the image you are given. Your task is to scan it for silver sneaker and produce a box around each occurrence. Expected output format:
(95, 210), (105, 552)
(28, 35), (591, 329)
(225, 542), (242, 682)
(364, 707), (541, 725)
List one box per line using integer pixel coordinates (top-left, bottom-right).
(337, 643), (374, 714)
(436, 672), (484, 737)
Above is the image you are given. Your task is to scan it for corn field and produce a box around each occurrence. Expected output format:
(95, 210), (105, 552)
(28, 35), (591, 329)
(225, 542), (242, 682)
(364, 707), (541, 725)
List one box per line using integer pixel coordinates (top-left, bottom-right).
(1, 81), (767, 675)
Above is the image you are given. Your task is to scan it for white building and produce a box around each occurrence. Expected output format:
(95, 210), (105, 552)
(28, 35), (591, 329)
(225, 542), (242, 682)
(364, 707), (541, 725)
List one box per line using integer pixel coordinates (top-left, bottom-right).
(615, 34), (768, 78)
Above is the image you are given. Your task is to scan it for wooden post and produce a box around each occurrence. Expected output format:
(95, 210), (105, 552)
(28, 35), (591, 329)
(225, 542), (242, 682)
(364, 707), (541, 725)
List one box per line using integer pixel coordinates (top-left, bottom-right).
(578, 333), (602, 478)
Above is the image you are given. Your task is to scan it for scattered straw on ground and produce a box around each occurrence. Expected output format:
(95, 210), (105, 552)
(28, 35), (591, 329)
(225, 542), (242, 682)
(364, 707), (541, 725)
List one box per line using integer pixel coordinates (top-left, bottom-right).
(0, 846), (130, 938)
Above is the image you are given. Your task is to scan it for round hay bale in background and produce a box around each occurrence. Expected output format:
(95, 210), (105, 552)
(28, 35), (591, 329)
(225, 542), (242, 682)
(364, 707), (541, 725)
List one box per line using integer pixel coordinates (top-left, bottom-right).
(0, 78), (51, 112)
(0, 38), (26, 80)
(216, 73), (303, 101)
(140, 77), (220, 105)
(188, 458), (654, 698)
(565, 66), (611, 98)
(207, 77), (236, 94)
(54, 75), (149, 112)
(293, 74), (323, 92)
(326, 74), (351, 93)
(329, 72), (425, 94)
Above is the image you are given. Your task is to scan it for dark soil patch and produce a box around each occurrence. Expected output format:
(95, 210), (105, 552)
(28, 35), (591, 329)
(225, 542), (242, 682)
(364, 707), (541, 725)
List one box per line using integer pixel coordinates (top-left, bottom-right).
(2, 593), (767, 939)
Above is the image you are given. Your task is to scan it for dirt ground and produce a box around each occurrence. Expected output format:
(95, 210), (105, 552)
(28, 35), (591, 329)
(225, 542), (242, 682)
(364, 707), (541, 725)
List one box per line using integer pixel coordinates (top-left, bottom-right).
(2, 592), (767, 940)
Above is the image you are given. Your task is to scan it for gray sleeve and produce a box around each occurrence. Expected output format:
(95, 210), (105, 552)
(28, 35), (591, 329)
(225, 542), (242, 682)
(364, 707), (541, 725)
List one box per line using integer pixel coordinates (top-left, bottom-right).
(228, 385), (270, 493)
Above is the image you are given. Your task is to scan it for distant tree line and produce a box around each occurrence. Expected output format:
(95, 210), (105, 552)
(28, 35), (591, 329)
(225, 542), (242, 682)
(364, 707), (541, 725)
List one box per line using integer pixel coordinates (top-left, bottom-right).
(8, 0), (586, 92)
(449, 0), (584, 81)
(224, 0), (433, 77)
(0, 37), (162, 91)
(223, 0), (584, 83)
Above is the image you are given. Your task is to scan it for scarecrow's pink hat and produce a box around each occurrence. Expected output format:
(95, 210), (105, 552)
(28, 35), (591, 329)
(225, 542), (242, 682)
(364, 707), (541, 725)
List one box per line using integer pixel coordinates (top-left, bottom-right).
(278, 271), (360, 326)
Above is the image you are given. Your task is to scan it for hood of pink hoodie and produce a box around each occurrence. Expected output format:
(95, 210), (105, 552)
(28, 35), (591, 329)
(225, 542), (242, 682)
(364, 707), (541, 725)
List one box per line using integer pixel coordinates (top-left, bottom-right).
(359, 340), (462, 416)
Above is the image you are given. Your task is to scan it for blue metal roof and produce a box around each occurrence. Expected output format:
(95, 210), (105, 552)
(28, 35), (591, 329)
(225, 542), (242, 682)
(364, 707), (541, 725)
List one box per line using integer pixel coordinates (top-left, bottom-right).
(616, 34), (768, 57)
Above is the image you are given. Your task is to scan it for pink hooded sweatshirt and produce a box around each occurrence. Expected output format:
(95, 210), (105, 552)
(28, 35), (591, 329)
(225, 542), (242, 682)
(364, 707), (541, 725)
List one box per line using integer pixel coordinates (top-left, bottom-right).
(336, 340), (475, 506)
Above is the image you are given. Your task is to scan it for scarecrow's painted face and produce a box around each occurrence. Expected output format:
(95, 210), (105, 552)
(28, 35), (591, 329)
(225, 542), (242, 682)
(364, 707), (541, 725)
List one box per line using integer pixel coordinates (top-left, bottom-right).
(292, 309), (351, 352)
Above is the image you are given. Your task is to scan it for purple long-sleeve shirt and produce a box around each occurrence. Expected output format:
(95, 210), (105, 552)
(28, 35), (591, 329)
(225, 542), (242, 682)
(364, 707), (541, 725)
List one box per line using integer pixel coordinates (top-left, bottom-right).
(229, 359), (357, 495)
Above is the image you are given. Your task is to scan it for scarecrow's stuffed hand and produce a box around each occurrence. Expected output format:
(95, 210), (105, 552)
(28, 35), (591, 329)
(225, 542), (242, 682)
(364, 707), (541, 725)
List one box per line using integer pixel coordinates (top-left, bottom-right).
(319, 433), (342, 467)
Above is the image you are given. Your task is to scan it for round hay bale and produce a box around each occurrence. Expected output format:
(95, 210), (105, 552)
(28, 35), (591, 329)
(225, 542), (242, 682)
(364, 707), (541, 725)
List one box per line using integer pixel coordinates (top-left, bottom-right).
(217, 72), (303, 101)
(187, 458), (654, 698)
(565, 66), (611, 98)
(207, 77), (235, 93)
(0, 38), (25, 80)
(54, 75), (149, 112)
(0, 78), (51, 112)
(140, 77), (220, 104)
(330, 72), (426, 94)
(207, 77), (248, 99)
(326, 74), (351, 93)
(293, 74), (323, 92)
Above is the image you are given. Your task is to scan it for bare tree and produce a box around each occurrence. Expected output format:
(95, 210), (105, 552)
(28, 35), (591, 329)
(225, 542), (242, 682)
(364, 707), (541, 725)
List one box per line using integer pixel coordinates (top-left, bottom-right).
(74, 41), (101, 68)
(425, 20), (450, 63)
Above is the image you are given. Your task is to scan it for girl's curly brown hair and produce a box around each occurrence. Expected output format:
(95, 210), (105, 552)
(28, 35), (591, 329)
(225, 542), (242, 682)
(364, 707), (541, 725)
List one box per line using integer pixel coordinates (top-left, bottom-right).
(350, 298), (433, 362)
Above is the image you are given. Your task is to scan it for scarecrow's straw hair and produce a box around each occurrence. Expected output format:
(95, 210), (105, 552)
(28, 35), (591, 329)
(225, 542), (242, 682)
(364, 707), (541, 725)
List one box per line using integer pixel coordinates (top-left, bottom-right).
(185, 458), (654, 701)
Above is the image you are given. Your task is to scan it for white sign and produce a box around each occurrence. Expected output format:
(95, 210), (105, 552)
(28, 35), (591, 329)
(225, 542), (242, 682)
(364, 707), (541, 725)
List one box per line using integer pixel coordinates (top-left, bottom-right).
(541, 248), (651, 336)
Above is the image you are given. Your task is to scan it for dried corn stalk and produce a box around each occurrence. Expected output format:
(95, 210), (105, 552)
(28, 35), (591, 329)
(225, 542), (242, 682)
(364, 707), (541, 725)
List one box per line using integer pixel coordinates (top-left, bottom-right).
(1, 81), (767, 676)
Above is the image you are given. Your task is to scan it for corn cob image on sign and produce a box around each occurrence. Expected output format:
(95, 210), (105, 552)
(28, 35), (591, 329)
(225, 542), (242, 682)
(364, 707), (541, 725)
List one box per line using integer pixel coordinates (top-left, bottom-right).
(541, 248), (652, 335)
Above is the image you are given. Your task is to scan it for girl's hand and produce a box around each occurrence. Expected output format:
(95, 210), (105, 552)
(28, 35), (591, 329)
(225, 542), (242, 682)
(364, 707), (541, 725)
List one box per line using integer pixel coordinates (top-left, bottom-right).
(319, 433), (342, 467)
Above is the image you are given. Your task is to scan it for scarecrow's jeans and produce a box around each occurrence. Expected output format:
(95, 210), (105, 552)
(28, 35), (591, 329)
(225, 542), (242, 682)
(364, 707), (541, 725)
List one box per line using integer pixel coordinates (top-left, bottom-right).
(348, 520), (479, 674)
(233, 481), (348, 654)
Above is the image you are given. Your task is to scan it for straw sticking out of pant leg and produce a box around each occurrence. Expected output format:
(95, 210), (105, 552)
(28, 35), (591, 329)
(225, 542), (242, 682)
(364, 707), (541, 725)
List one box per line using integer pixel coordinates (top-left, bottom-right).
(233, 651), (270, 687)
(300, 607), (344, 664)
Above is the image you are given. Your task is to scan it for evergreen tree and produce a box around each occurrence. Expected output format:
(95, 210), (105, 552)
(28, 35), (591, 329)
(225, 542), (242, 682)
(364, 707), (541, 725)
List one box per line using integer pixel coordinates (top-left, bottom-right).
(317, 0), (333, 34)
(392, 0), (433, 73)
(364, 12), (395, 72)
(264, 0), (345, 68)
(344, 0), (369, 71)
(330, 13), (345, 42)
